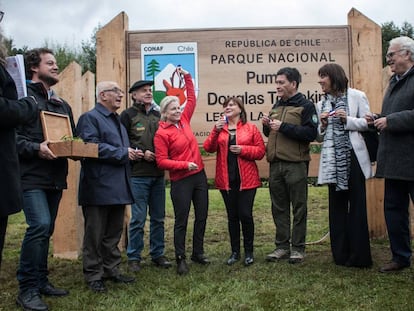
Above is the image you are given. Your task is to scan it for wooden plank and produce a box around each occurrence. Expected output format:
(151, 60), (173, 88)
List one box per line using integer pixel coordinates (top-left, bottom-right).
(81, 71), (96, 113)
(348, 8), (385, 238)
(51, 62), (83, 259)
(96, 12), (128, 111)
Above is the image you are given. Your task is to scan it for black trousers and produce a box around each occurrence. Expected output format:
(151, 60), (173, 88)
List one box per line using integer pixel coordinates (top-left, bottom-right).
(220, 188), (256, 255)
(170, 170), (208, 258)
(328, 151), (372, 267)
(82, 204), (125, 282)
(384, 178), (414, 266)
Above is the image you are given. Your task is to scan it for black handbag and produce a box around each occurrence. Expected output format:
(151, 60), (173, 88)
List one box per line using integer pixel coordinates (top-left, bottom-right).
(362, 129), (379, 162)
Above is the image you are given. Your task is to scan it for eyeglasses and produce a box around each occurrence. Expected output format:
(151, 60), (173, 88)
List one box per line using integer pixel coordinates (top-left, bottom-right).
(386, 49), (406, 59)
(101, 87), (124, 95)
(0, 11), (4, 23)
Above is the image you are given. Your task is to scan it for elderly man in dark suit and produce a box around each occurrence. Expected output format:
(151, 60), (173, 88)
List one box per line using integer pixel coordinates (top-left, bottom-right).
(76, 81), (143, 293)
(371, 36), (414, 273)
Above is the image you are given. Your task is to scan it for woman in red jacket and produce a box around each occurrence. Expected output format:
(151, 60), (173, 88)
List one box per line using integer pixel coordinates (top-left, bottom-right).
(154, 67), (209, 275)
(204, 97), (265, 266)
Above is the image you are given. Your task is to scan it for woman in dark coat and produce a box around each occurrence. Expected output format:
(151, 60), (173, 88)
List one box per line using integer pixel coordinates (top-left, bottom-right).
(0, 26), (37, 269)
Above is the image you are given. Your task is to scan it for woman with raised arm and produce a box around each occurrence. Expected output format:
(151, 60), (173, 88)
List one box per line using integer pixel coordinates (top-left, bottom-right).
(154, 67), (209, 275)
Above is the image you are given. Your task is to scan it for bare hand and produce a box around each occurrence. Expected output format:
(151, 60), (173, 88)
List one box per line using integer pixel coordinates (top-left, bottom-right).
(188, 162), (199, 171)
(320, 112), (329, 129)
(38, 141), (57, 160)
(176, 66), (188, 75)
(269, 119), (282, 131)
(335, 108), (347, 124)
(215, 116), (227, 131)
(374, 117), (387, 131)
(262, 114), (270, 126)
(128, 148), (144, 161)
(365, 112), (378, 126)
(229, 145), (242, 155)
(144, 150), (156, 162)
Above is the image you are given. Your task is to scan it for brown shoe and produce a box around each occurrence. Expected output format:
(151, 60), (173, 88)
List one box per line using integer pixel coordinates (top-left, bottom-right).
(379, 261), (409, 273)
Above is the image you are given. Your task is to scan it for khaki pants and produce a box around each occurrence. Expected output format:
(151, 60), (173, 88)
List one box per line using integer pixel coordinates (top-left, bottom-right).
(268, 161), (308, 252)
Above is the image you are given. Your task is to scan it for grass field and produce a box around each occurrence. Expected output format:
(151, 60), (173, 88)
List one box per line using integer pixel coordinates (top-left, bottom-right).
(0, 186), (412, 311)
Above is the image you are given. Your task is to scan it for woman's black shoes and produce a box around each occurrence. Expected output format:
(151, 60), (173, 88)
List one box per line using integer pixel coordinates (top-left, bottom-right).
(226, 252), (240, 265)
(244, 254), (254, 266)
(226, 252), (253, 266)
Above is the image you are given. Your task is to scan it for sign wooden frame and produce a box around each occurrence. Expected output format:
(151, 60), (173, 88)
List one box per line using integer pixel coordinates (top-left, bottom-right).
(127, 26), (351, 144)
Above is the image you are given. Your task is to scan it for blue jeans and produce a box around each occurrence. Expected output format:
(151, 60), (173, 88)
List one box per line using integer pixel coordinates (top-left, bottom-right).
(17, 189), (62, 293)
(127, 176), (166, 261)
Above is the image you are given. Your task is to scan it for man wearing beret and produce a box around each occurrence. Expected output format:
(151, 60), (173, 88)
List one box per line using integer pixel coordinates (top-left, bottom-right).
(120, 80), (171, 272)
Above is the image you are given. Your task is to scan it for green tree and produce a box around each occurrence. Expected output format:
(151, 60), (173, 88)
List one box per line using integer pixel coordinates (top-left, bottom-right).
(77, 25), (100, 75)
(4, 37), (28, 56)
(5, 28), (98, 75)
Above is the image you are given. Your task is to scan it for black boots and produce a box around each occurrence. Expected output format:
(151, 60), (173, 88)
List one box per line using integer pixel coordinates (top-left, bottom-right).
(16, 290), (48, 311)
(176, 255), (189, 275)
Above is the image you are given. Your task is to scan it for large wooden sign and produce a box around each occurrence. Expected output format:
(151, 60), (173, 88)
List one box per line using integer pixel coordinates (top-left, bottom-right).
(127, 26), (350, 143)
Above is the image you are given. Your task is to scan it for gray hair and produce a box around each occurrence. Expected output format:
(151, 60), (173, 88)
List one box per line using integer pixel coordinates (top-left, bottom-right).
(159, 96), (179, 121)
(390, 36), (414, 62)
(96, 81), (115, 100)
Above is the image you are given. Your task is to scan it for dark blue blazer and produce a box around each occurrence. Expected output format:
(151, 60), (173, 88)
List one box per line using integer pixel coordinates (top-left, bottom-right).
(76, 103), (133, 206)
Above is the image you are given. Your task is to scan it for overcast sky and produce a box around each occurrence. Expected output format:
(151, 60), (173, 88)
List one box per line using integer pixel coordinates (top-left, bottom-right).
(1, 0), (413, 49)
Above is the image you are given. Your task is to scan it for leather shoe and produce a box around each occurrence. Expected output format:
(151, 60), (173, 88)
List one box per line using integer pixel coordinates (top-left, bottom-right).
(104, 274), (135, 283)
(16, 290), (48, 311)
(191, 254), (210, 265)
(379, 261), (409, 273)
(87, 280), (107, 293)
(226, 252), (240, 266)
(176, 256), (189, 275)
(244, 254), (254, 266)
(152, 256), (172, 268)
(39, 282), (69, 296)
(128, 260), (141, 273)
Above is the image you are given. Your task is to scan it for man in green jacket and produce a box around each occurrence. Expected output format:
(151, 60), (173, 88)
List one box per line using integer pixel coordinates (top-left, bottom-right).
(120, 80), (171, 272)
(262, 67), (318, 264)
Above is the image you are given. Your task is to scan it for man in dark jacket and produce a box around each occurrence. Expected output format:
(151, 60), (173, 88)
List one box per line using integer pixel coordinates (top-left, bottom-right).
(372, 36), (414, 273)
(16, 48), (73, 311)
(262, 67), (318, 264)
(77, 81), (142, 293)
(120, 80), (171, 272)
(0, 16), (38, 273)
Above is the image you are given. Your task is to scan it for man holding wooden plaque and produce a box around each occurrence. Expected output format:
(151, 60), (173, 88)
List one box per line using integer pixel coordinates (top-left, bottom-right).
(16, 48), (74, 311)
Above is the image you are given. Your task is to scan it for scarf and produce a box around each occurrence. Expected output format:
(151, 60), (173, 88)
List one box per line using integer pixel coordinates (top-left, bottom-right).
(319, 93), (352, 191)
